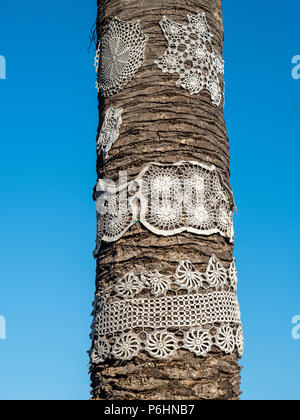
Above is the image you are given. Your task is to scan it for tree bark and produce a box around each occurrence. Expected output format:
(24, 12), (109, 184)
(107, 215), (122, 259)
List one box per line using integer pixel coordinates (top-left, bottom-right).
(91, 0), (242, 400)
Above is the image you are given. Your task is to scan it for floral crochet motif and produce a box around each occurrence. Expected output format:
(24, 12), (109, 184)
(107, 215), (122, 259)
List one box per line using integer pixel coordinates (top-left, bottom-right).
(175, 260), (203, 291)
(183, 328), (213, 356)
(155, 13), (224, 106)
(112, 332), (141, 361)
(236, 325), (244, 357)
(145, 331), (178, 359)
(215, 325), (236, 354)
(206, 255), (227, 288)
(95, 17), (148, 97)
(97, 107), (123, 156)
(140, 270), (171, 297)
(115, 273), (143, 299)
(90, 256), (243, 363)
(229, 260), (238, 291)
(96, 161), (235, 244)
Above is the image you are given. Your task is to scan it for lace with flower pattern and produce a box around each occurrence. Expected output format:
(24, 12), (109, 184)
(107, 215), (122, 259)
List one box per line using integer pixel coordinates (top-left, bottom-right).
(90, 256), (243, 363)
(95, 161), (235, 250)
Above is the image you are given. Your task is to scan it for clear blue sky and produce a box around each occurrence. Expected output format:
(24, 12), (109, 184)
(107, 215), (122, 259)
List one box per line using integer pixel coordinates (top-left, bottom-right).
(0, 0), (299, 400)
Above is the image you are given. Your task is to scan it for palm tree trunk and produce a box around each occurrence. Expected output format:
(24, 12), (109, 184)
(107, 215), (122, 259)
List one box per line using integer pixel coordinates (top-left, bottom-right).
(91, 0), (242, 400)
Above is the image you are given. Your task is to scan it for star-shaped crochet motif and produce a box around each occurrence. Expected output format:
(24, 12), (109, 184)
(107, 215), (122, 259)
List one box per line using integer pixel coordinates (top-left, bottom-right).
(95, 17), (148, 97)
(155, 13), (224, 106)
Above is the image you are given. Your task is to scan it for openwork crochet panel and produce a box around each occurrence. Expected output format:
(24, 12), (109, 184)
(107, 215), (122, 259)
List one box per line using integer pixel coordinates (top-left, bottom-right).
(155, 13), (224, 106)
(96, 161), (234, 243)
(97, 107), (123, 156)
(95, 17), (149, 97)
(90, 256), (243, 363)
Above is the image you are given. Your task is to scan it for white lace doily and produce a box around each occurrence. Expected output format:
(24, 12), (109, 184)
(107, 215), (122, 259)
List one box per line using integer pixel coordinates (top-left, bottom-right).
(155, 12), (224, 106)
(96, 161), (235, 243)
(95, 17), (149, 97)
(90, 256), (243, 363)
(97, 107), (123, 156)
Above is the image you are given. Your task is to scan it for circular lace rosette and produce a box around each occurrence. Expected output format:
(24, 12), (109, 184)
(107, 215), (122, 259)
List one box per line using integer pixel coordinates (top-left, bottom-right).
(175, 260), (203, 291)
(185, 202), (215, 231)
(149, 167), (181, 197)
(216, 204), (233, 238)
(96, 17), (149, 97)
(183, 165), (211, 197)
(205, 255), (227, 288)
(112, 332), (141, 361)
(90, 338), (110, 364)
(115, 273), (144, 298)
(229, 260), (238, 291)
(140, 270), (171, 297)
(145, 331), (178, 360)
(90, 256), (243, 363)
(215, 325), (236, 354)
(97, 202), (134, 243)
(183, 328), (213, 357)
(236, 325), (244, 357)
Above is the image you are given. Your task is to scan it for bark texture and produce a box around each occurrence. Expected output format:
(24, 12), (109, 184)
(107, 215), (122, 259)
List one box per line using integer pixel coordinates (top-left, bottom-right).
(91, 0), (242, 400)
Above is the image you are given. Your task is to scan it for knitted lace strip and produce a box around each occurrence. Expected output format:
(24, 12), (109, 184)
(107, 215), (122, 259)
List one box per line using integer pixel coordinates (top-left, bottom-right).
(96, 291), (240, 336)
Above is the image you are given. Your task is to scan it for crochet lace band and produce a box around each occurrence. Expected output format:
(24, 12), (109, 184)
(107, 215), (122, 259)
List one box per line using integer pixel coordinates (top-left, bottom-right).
(90, 256), (243, 363)
(96, 161), (235, 245)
